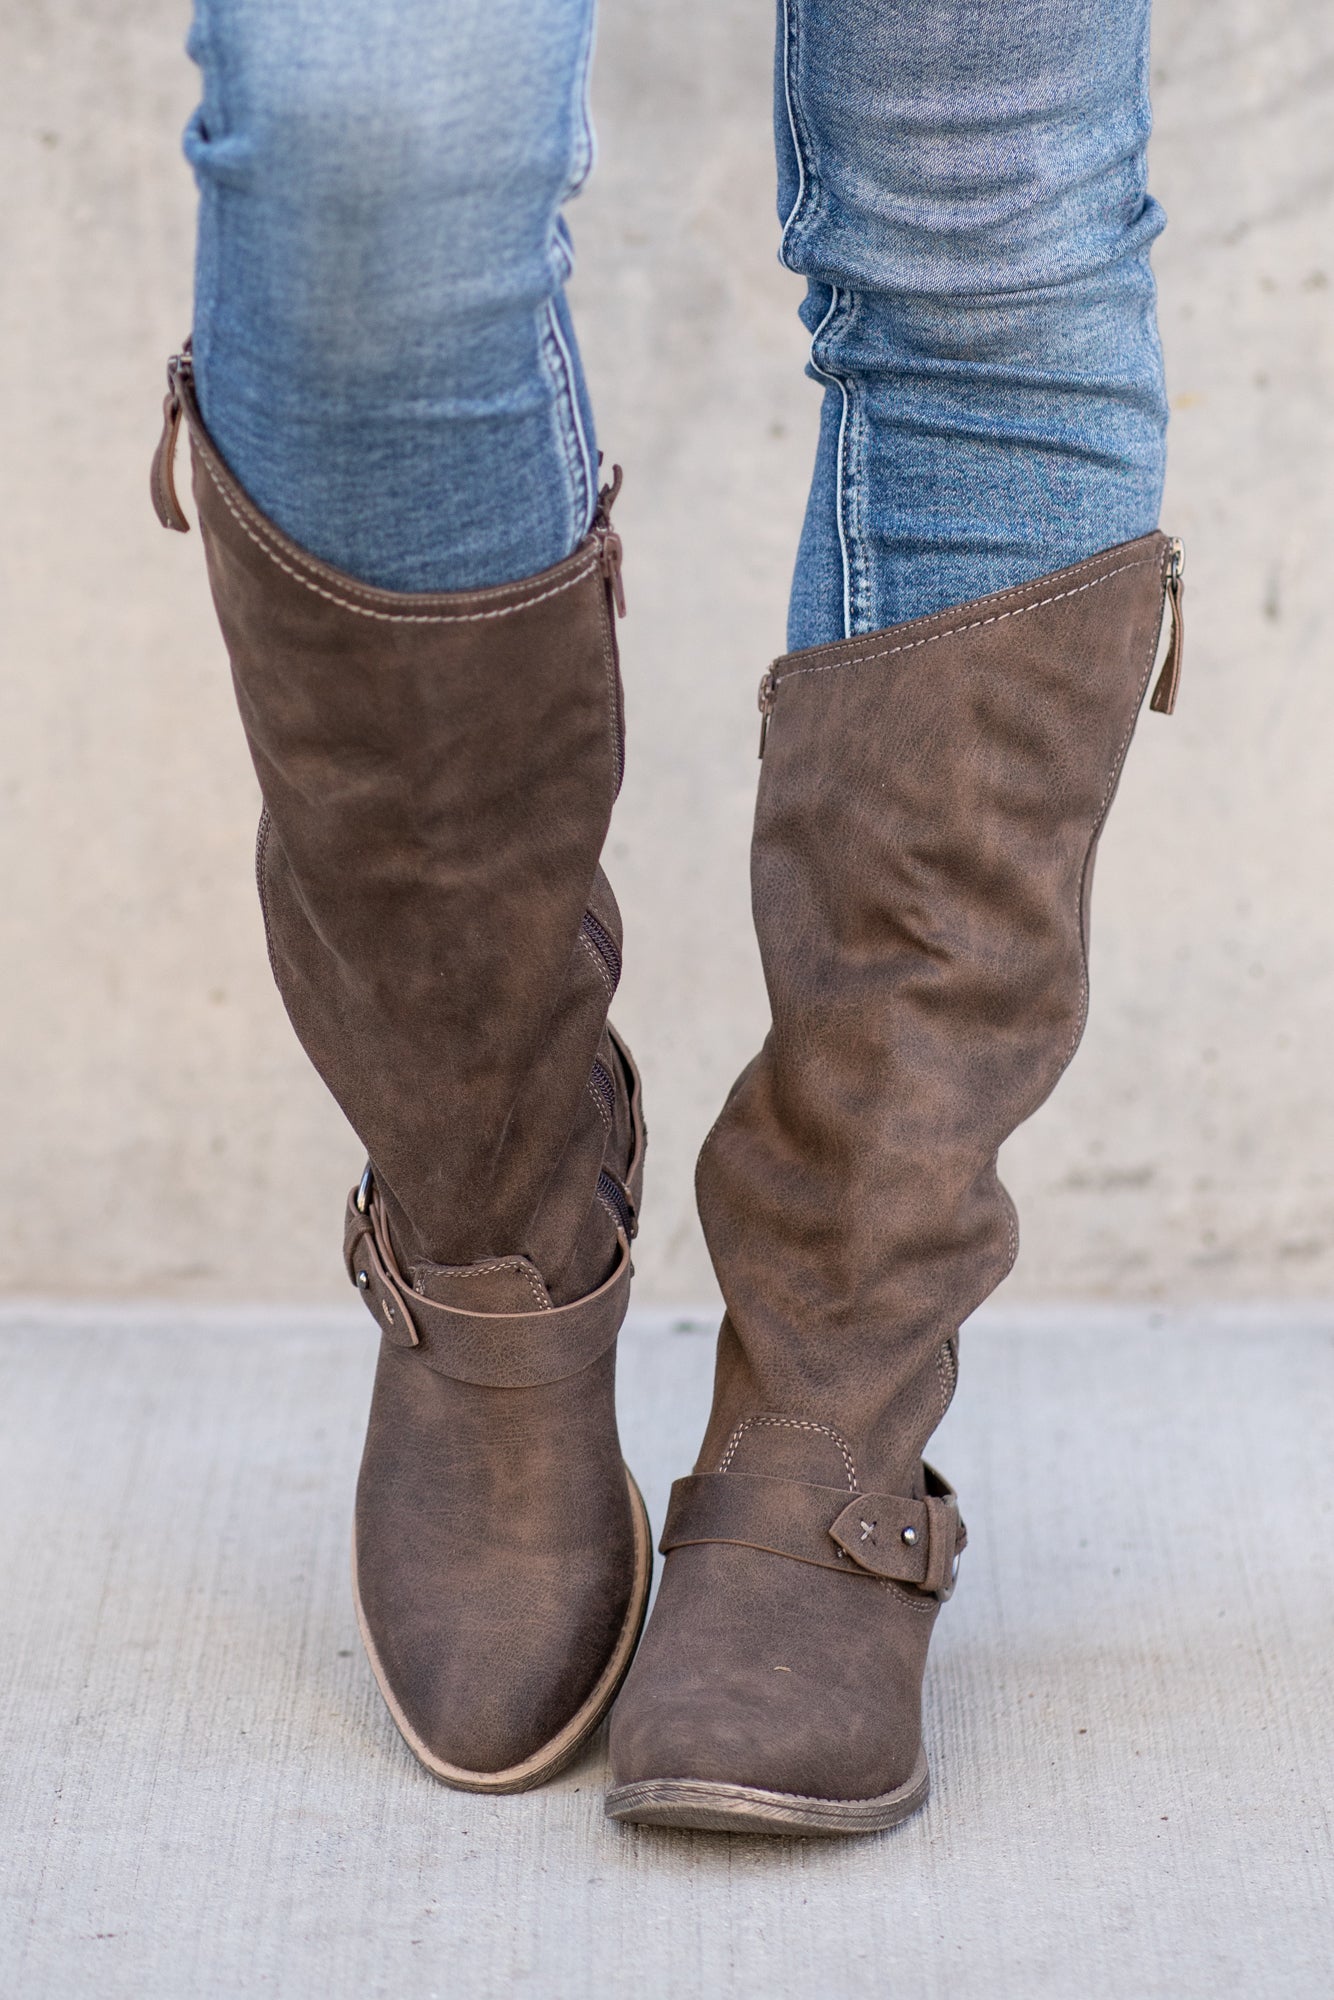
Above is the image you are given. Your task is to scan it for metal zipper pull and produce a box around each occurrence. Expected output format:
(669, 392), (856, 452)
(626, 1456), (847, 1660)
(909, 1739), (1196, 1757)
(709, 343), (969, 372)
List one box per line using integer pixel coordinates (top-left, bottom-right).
(151, 348), (193, 533)
(1149, 536), (1184, 715)
(757, 667), (778, 757)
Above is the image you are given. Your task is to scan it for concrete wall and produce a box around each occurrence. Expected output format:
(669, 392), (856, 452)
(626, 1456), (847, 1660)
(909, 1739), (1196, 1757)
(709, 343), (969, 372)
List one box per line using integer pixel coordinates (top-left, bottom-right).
(2, 0), (1331, 1303)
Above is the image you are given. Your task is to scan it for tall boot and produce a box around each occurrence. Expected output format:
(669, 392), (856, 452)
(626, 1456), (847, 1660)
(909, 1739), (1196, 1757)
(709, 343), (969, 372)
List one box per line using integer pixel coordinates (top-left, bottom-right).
(607, 533), (1184, 1833)
(153, 351), (651, 1791)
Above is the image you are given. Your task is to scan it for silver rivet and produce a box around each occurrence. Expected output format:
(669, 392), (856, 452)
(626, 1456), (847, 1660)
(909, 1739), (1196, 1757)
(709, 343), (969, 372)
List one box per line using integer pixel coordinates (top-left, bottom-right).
(357, 1270), (369, 1289)
(901, 1526), (918, 1546)
(952, 1553), (961, 1580)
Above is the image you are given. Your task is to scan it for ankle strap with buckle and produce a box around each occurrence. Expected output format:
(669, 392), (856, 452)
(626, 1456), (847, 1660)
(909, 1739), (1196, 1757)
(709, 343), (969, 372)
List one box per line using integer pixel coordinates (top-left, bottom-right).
(343, 1167), (631, 1388)
(659, 1460), (965, 1599)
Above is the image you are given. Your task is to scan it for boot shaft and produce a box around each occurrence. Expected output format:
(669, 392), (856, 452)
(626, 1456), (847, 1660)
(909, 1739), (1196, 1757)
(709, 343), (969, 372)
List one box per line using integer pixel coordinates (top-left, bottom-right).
(157, 350), (634, 1296)
(697, 535), (1183, 1484)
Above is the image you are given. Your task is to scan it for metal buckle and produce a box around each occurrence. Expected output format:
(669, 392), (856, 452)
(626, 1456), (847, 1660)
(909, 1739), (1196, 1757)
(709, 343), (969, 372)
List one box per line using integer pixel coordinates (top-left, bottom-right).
(355, 1164), (374, 1215)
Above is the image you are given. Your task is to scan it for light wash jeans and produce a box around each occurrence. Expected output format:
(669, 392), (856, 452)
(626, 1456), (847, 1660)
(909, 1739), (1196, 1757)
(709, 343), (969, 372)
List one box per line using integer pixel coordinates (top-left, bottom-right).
(185, 0), (1168, 645)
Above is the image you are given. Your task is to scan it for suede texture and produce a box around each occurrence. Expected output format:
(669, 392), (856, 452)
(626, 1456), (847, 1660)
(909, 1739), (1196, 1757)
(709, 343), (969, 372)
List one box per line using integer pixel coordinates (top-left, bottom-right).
(611, 534), (1177, 1808)
(169, 359), (646, 1782)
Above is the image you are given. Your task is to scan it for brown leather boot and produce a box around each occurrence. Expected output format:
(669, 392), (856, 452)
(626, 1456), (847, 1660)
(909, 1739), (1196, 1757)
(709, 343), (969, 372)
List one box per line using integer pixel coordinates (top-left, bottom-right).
(607, 534), (1184, 1834)
(153, 351), (652, 1791)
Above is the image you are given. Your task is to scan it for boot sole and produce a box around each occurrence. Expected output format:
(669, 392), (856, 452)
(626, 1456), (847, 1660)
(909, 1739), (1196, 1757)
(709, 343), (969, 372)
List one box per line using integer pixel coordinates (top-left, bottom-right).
(352, 1465), (653, 1795)
(604, 1747), (930, 1836)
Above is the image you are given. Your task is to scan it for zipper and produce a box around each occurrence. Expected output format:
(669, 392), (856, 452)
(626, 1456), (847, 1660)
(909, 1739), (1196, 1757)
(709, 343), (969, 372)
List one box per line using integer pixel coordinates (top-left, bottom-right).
(757, 667), (778, 758)
(596, 1168), (635, 1239)
(580, 908), (622, 994)
(152, 344), (194, 533)
(593, 462), (627, 791)
(1149, 536), (1185, 715)
(588, 1057), (616, 1127)
(253, 805), (280, 982)
(939, 1336), (959, 1413)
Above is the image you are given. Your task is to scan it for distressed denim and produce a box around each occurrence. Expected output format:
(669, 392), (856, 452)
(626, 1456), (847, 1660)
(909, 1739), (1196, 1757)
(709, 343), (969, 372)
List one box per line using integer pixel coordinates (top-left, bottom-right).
(185, 0), (1168, 633)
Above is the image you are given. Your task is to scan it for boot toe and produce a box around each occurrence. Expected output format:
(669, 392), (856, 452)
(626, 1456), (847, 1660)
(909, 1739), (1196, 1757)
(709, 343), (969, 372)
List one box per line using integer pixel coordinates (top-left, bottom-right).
(608, 1542), (933, 1805)
(354, 1344), (649, 1787)
(357, 1544), (636, 1779)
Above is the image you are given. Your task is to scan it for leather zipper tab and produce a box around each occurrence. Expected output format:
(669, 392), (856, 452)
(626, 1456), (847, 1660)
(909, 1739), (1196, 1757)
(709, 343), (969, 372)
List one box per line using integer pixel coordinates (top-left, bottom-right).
(151, 349), (193, 533)
(757, 668), (778, 758)
(1149, 536), (1184, 715)
(595, 463), (626, 617)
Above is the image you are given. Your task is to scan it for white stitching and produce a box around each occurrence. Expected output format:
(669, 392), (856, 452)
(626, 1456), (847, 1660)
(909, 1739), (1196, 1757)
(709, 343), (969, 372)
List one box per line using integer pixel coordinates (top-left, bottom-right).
(772, 555), (1157, 690)
(196, 446), (597, 625)
(579, 930), (615, 997)
(711, 1422), (942, 1607)
(417, 1256), (527, 1279)
(525, 1269), (552, 1311)
(413, 1255), (552, 1310)
(806, 285), (855, 637)
(776, 0), (808, 250)
(719, 1416), (858, 1492)
(543, 295), (596, 545)
(882, 1580), (939, 1614)
(778, 545), (1157, 667)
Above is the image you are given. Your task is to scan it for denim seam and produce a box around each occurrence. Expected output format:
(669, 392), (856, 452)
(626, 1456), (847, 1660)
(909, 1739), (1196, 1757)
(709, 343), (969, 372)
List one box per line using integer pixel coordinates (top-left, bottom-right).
(774, 554), (1158, 685)
(195, 447), (597, 623)
(537, 4), (600, 552)
(842, 304), (869, 635)
(538, 300), (594, 551)
(777, 0), (812, 253)
(806, 285), (855, 639)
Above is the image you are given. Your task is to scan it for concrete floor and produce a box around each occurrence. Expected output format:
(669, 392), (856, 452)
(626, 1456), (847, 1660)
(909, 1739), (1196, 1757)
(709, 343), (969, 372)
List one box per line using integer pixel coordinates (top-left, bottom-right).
(1, 1303), (1329, 1998)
